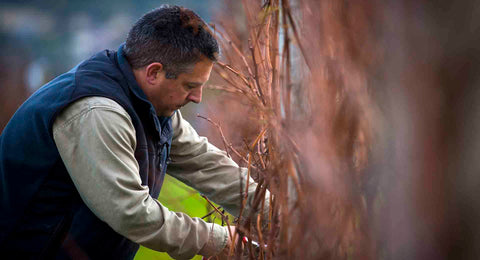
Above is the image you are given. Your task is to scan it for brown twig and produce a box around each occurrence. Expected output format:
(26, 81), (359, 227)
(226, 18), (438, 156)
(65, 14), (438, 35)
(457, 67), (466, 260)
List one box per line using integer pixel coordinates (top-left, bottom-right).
(214, 26), (256, 80)
(216, 61), (256, 93)
(283, 0), (312, 71)
(197, 114), (231, 158)
(249, 42), (267, 106)
(196, 113), (257, 169)
(201, 209), (217, 220)
(201, 195), (236, 258)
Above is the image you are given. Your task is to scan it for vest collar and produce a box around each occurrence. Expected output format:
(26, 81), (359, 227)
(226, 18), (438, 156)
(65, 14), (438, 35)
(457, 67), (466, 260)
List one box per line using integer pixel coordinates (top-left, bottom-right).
(116, 43), (150, 104)
(115, 43), (173, 141)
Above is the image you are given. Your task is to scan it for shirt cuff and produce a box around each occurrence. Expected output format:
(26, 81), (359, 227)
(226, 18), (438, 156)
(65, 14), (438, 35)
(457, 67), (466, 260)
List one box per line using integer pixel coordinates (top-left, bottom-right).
(198, 223), (229, 257)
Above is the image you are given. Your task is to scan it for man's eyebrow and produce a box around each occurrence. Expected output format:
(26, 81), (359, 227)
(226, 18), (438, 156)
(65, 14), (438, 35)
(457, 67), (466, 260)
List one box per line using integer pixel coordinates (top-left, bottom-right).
(186, 82), (204, 87)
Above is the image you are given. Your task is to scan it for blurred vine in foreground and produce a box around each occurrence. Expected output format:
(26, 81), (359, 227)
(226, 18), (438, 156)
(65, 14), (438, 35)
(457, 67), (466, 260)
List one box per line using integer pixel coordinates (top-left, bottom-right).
(202, 0), (377, 259)
(206, 0), (480, 259)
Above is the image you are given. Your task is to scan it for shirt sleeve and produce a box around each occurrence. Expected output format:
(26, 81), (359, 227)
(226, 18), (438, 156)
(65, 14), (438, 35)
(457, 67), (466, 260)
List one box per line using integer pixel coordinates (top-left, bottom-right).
(52, 96), (227, 259)
(168, 111), (271, 230)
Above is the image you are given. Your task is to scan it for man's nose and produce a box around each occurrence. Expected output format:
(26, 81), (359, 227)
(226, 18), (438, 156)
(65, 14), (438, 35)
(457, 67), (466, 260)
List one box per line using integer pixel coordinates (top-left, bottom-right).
(187, 88), (202, 104)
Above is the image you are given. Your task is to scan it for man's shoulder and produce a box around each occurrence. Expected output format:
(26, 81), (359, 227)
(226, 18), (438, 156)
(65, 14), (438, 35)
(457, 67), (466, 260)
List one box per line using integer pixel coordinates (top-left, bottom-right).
(66, 96), (125, 114)
(53, 97), (129, 131)
(75, 49), (116, 73)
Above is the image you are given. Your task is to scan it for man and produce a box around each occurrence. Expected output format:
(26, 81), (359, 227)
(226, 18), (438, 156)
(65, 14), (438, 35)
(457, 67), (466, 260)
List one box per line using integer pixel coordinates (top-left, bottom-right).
(0, 5), (267, 259)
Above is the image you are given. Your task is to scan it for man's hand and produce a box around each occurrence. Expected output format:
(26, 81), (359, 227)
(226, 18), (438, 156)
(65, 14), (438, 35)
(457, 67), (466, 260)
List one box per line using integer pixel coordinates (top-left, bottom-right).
(215, 225), (236, 259)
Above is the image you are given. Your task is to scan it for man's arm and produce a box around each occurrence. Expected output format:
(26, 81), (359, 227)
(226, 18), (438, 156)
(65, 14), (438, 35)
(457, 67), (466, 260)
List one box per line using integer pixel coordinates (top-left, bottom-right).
(168, 111), (270, 225)
(53, 96), (227, 259)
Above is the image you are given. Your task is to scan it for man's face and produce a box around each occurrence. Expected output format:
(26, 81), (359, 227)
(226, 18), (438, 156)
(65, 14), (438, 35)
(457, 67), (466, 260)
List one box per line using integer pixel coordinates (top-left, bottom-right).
(143, 58), (213, 117)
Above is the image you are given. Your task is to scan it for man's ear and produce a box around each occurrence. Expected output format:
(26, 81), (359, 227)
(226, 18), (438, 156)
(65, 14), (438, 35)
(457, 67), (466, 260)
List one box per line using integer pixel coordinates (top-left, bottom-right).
(145, 62), (164, 84)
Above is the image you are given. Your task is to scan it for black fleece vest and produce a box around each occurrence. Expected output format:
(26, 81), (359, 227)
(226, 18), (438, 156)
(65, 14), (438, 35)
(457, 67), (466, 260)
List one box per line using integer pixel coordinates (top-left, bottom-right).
(0, 44), (173, 259)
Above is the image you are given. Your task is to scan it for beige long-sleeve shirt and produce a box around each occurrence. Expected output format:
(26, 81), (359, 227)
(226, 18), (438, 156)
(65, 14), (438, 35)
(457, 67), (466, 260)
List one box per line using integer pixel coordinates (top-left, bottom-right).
(52, 96), (268, 259)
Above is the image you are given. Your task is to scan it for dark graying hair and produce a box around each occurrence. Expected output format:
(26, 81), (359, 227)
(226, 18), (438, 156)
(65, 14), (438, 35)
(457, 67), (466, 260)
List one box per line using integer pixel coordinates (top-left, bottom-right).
(124, 5), (219, 79)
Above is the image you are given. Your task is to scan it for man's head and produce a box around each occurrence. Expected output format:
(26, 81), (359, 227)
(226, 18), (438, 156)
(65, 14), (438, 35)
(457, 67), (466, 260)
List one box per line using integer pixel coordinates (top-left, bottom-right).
(125, 5), (219, 116)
